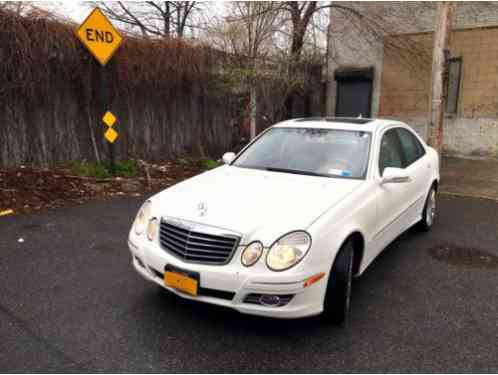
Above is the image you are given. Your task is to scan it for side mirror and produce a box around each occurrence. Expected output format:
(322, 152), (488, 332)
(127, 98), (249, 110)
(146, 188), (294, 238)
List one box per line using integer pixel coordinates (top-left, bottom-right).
(381, 167), (411, 184)
(222, 152), (236, 165)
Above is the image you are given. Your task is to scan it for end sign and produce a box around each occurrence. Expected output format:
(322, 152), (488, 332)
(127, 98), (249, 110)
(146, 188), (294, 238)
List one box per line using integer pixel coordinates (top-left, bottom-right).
(76, 8), (123, 66)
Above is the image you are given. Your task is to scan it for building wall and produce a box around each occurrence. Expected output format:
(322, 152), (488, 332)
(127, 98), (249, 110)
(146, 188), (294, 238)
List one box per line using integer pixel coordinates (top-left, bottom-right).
(380, 28), (498, 157)
(327, 3), (498, 158)
(326, 7), (385, 117)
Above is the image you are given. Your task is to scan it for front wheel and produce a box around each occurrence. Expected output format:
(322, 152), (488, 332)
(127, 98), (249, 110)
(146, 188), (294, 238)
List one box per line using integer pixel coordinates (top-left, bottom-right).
(322, 239), (354, 325)
(417, 185), (437, 231)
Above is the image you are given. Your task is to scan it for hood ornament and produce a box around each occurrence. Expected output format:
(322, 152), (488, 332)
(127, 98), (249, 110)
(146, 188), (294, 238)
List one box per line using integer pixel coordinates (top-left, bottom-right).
(197, 201), (207, 216)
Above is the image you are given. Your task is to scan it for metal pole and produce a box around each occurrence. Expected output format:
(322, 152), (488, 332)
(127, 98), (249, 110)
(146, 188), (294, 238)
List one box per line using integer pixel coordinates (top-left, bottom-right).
(101, 66), (115, 175)
(428, 1), (454, 166)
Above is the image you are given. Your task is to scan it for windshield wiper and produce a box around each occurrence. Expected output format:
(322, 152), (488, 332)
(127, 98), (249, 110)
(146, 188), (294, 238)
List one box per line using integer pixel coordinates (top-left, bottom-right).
(264, 167), (331, 178)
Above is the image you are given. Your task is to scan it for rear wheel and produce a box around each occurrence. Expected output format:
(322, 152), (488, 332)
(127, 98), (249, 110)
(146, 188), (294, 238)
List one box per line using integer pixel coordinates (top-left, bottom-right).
(322, 239), (354, 325)
(418, 185), (437, 231)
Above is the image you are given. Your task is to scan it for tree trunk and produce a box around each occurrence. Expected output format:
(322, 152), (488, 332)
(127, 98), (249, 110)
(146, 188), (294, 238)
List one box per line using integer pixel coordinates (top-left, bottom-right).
(177, 2), (182, 37)
(249, 85), (257, 140)
(284, 1), (317, 119)
(428, 2), (454, 162)
(164, 2), (170, 37)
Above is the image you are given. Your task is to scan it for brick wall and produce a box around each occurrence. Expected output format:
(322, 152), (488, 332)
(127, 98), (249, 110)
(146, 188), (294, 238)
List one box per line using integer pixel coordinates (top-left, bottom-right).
(379, 34), (432, 118)
(378, 27), (498, 157)
(379, 27), (498, 119)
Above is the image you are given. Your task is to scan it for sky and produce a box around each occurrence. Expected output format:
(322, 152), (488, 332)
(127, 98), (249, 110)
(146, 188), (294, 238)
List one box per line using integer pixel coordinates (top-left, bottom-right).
(37, 1), (90, 23)
(37, 0), (227, 24)
(32, 1), (327, 50)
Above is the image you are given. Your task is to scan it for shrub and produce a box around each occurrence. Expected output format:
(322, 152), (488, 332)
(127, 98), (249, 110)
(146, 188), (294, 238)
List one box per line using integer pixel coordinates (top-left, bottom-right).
(71, 160), (140, 178)
(114, 159), (139, 177)
(71, 161), (112, 179)
(203, 159), (220, 170)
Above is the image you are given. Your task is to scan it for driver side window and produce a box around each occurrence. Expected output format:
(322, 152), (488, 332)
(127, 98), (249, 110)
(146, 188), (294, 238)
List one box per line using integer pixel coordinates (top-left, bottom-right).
(379, 129), (404, 175)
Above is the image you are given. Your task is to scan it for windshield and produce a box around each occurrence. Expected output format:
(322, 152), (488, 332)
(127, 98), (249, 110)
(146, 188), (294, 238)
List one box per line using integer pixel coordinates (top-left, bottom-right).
(233, 127), (371, 179)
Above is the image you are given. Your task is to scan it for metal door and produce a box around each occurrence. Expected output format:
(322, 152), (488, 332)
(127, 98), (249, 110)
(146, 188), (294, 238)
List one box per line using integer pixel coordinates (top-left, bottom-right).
(335, 68), (373, 117)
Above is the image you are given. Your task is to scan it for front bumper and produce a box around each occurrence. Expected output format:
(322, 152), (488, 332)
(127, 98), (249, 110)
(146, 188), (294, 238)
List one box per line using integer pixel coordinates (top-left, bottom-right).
(128, 238), (327, 319)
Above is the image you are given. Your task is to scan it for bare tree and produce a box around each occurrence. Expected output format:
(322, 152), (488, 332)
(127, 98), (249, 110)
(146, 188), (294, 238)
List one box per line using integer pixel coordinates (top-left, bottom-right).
(276, 2), (458, 117)
(211, 2), (282, 140)
(0, 1), (27, 14)
(0, 1), (53, 17)
(94, 1), (203, 38)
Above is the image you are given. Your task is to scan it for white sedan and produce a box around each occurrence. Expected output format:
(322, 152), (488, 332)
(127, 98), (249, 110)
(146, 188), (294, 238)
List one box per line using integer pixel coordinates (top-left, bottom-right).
(128, 118), (439, 323)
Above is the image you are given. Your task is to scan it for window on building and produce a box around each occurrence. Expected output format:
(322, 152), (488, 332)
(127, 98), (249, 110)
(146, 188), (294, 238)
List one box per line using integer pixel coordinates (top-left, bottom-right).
(445, 58), (462, 114)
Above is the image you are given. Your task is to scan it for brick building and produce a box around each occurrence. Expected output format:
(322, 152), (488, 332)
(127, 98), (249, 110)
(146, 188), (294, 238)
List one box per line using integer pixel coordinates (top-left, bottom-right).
(326, 3), (498, 158)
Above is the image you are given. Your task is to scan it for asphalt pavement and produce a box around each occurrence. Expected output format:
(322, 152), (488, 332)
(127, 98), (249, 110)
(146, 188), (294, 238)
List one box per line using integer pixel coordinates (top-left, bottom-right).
(0, 194), (497, 373)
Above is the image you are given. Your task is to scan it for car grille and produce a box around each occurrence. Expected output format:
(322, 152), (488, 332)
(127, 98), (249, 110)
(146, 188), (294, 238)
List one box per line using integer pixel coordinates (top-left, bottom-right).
(159, 219), (240, 265)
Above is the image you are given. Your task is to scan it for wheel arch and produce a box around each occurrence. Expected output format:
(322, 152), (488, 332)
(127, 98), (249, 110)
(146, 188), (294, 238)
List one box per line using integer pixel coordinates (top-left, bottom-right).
(350, 231), (365, 276)
(334, 231), (365, 277)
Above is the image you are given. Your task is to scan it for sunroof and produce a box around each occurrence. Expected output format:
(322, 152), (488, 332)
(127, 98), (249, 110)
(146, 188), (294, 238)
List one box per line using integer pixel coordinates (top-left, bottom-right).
(295, 117), (373, 125)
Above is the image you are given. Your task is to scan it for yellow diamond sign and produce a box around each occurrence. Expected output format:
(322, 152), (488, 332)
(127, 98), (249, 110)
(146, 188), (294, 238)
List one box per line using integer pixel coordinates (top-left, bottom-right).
(76, 8), (123, 66)
(102, 111), (116, 127)
(105, 128), (118, 143)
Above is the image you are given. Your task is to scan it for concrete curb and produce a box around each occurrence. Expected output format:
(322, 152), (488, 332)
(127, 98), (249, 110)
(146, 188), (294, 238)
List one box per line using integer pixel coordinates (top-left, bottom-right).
(439, 190), (498, 203)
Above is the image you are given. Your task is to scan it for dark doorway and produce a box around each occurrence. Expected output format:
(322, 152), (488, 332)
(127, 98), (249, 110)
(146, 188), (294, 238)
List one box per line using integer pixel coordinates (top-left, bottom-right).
(335, 67), (373, 117)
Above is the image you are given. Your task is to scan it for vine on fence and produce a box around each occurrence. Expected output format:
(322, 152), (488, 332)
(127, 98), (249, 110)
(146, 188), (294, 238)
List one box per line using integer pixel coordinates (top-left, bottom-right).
(0, 8), (217, 103)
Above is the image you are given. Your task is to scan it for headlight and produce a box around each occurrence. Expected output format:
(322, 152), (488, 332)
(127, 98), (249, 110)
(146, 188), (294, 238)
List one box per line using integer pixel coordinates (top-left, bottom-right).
(241, 241), (263, 267)
(146, 217), (159, 241)
(266, 231), (312, 271)
(134, 201), (151, 235)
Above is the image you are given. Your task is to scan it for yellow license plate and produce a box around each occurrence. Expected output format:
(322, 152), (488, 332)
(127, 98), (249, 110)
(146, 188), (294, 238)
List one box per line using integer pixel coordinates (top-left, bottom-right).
(164, 271), (198, 296)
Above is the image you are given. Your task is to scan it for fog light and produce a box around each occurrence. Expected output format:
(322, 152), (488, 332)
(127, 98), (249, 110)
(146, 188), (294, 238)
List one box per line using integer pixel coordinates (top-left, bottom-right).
(259, 294), (281, 306)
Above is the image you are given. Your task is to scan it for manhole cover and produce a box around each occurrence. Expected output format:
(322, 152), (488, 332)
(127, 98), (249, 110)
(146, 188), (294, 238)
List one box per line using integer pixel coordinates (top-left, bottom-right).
(428, 243), (498, 269)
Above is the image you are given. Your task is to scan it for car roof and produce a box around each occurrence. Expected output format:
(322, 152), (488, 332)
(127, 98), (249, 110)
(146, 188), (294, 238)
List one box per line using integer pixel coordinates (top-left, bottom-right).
(272, 117), (402, 133)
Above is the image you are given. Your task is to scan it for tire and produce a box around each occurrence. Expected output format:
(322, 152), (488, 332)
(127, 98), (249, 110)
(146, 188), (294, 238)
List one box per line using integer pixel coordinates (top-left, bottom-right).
(322, 239), (354, 325)
(417, 184), (437, 232)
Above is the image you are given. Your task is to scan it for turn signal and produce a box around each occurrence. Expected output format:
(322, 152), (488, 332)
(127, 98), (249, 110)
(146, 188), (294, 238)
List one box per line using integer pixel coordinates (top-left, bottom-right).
(303, 273), (325, 288)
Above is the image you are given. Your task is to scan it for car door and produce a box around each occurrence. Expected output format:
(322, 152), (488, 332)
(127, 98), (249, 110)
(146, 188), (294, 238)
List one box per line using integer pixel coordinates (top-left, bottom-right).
(369, 127), (414, 259)
(394, 127), (430, 224)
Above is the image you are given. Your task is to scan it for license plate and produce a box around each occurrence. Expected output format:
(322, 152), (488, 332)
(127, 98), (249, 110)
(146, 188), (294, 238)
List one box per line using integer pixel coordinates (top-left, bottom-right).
(164, 271), (198, 296)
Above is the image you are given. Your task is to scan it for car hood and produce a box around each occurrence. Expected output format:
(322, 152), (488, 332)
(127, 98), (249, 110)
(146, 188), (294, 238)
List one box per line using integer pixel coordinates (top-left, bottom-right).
(150, 165), (363, 245)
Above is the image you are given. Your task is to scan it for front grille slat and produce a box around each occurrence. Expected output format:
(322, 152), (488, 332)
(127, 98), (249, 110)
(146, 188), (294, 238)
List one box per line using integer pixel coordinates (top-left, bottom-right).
(160, 228), (189, 243)
(160, 227), (186, 239)
(185, 253), (228, 260)
(160, 233), (188, 249)
(162, 222), (190, 234)
(185, 246), (232, 255)
(187, 234), (236, 245)
(160, 240), (185, 258)
(159, 219), (240, 265)
(186, 241), (236, 251)
(160, 225), (236, 247)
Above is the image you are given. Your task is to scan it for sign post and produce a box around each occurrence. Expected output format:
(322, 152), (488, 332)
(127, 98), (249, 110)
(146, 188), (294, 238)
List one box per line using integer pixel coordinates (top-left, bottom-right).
(76, 8), (123, 174)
